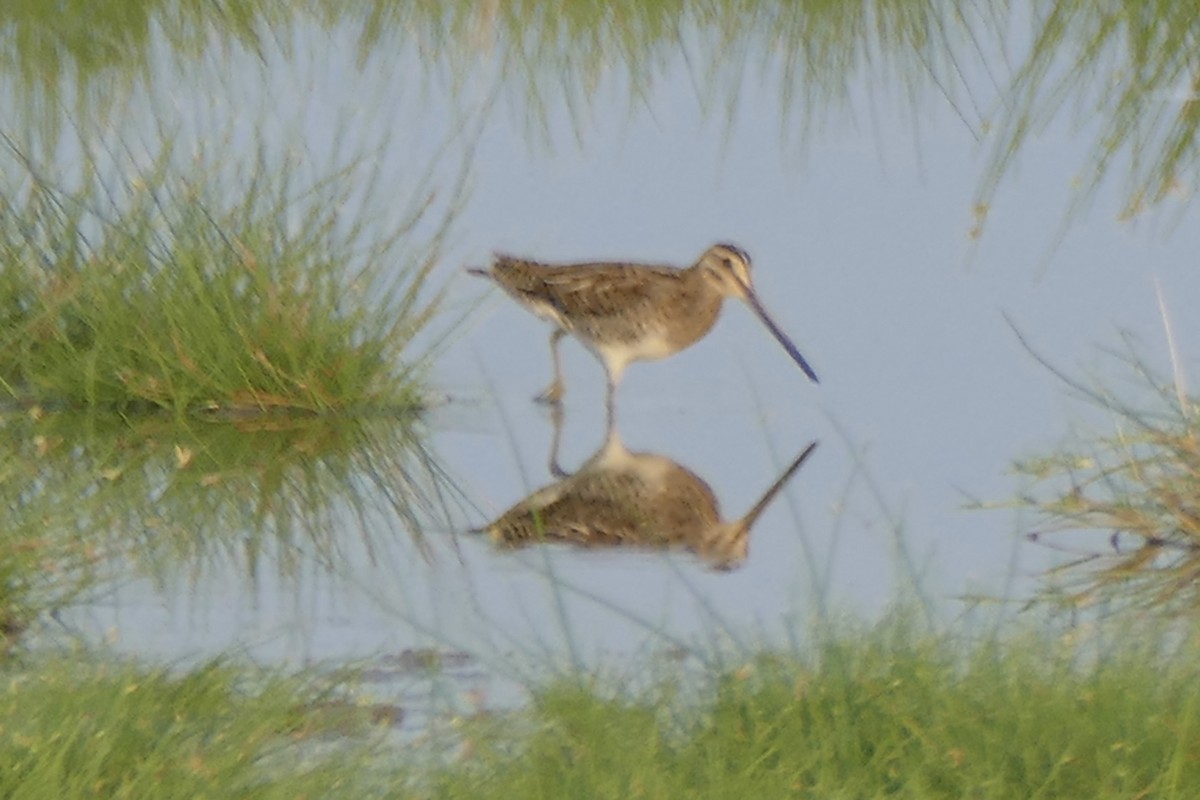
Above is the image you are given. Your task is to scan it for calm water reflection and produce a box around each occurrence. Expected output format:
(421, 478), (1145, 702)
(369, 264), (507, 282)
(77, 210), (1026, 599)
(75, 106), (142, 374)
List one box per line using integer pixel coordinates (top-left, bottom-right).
(3, 3), (1199, 687)
(2, 410), (455, 588)
(475, 407), (817, 571)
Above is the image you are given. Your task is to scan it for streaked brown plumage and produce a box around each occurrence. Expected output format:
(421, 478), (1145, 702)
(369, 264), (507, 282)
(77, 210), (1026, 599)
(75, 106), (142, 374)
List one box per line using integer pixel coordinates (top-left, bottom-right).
(468, 243), (818, 423)
(475, 434), (818, 571)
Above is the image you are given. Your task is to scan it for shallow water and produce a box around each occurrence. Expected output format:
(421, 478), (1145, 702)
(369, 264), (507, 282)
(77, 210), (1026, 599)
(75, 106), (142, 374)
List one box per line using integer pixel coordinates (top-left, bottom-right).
(8, 5), (1200, 723)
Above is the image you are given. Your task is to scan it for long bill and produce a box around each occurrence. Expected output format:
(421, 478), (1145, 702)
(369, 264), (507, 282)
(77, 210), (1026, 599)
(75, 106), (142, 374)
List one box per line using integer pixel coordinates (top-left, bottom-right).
(736, 441), (819, 530)
(744, 290), (820, 384)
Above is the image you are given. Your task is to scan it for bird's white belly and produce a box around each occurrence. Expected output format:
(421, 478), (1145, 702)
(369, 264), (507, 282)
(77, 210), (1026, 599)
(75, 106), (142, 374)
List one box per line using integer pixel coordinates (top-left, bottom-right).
(623, 331), (676, 362)
(590, 330), (675, 376)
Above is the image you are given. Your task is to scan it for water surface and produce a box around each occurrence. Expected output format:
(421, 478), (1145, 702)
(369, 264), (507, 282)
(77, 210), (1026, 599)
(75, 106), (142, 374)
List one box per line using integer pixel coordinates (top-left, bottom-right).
(6, 4), (1199, 707)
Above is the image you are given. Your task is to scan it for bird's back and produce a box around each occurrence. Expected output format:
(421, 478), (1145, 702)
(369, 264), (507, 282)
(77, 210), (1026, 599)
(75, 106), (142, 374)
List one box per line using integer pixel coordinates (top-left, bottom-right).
(483, 255), (723, 351)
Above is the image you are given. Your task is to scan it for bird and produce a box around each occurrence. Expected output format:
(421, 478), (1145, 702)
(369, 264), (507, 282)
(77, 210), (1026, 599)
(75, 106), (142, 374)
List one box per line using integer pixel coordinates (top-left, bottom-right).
(473, 428), (818, 571)
(468, 243), (818, 425)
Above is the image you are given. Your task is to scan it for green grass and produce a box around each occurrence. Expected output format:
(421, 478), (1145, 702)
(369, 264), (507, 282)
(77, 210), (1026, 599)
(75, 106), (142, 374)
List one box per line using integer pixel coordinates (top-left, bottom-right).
(421, 616), (1200, 799)
(0, 657), (411, 798)
(0, 136), (447, 417)
(4, 613), (1198, 798)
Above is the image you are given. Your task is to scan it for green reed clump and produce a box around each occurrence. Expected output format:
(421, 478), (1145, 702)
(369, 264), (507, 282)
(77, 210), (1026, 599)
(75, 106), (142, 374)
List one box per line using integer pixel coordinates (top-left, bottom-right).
(424, 617), (1200, 799)
(0, 657), (408, 798)
(0, 141), (444, 416)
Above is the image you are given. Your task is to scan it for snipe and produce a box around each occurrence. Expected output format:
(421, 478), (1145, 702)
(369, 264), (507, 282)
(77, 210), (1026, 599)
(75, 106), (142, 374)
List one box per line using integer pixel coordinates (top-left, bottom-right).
(468, 243), (818, 422)
(474, 426), (819, 571)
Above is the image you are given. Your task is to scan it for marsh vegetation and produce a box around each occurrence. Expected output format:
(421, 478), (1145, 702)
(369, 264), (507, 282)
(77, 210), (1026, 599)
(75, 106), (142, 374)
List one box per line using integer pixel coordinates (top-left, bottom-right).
(0, 0), (1198, 795)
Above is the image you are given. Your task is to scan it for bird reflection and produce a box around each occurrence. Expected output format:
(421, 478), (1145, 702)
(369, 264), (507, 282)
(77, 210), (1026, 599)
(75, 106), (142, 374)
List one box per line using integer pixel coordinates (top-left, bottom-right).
(474, 412), (817, 571)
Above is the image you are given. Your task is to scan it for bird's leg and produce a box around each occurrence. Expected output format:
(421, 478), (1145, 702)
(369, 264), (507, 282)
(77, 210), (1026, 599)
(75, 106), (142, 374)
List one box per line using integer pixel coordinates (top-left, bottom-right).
(604, 373), (616, 437)
(534, 328), (566, 404)
(547, 402), (569, 478)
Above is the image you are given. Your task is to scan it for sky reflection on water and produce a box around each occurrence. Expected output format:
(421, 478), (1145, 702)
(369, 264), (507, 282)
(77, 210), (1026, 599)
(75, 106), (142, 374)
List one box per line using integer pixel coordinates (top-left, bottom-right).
(23, 9), (1200, 678)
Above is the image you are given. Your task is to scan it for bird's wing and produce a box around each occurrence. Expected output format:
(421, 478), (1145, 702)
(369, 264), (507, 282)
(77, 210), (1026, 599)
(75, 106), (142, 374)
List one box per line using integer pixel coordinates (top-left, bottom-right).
(534, 264), (683, 320)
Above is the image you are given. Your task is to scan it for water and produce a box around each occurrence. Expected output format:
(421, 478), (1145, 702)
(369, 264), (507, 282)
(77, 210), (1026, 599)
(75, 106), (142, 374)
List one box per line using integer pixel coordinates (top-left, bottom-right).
(9, 6), (1200, 718)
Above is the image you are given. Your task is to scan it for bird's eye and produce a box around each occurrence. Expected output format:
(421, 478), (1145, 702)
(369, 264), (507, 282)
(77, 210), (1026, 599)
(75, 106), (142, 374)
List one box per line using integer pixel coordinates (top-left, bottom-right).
(721, 258), (733, 269)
